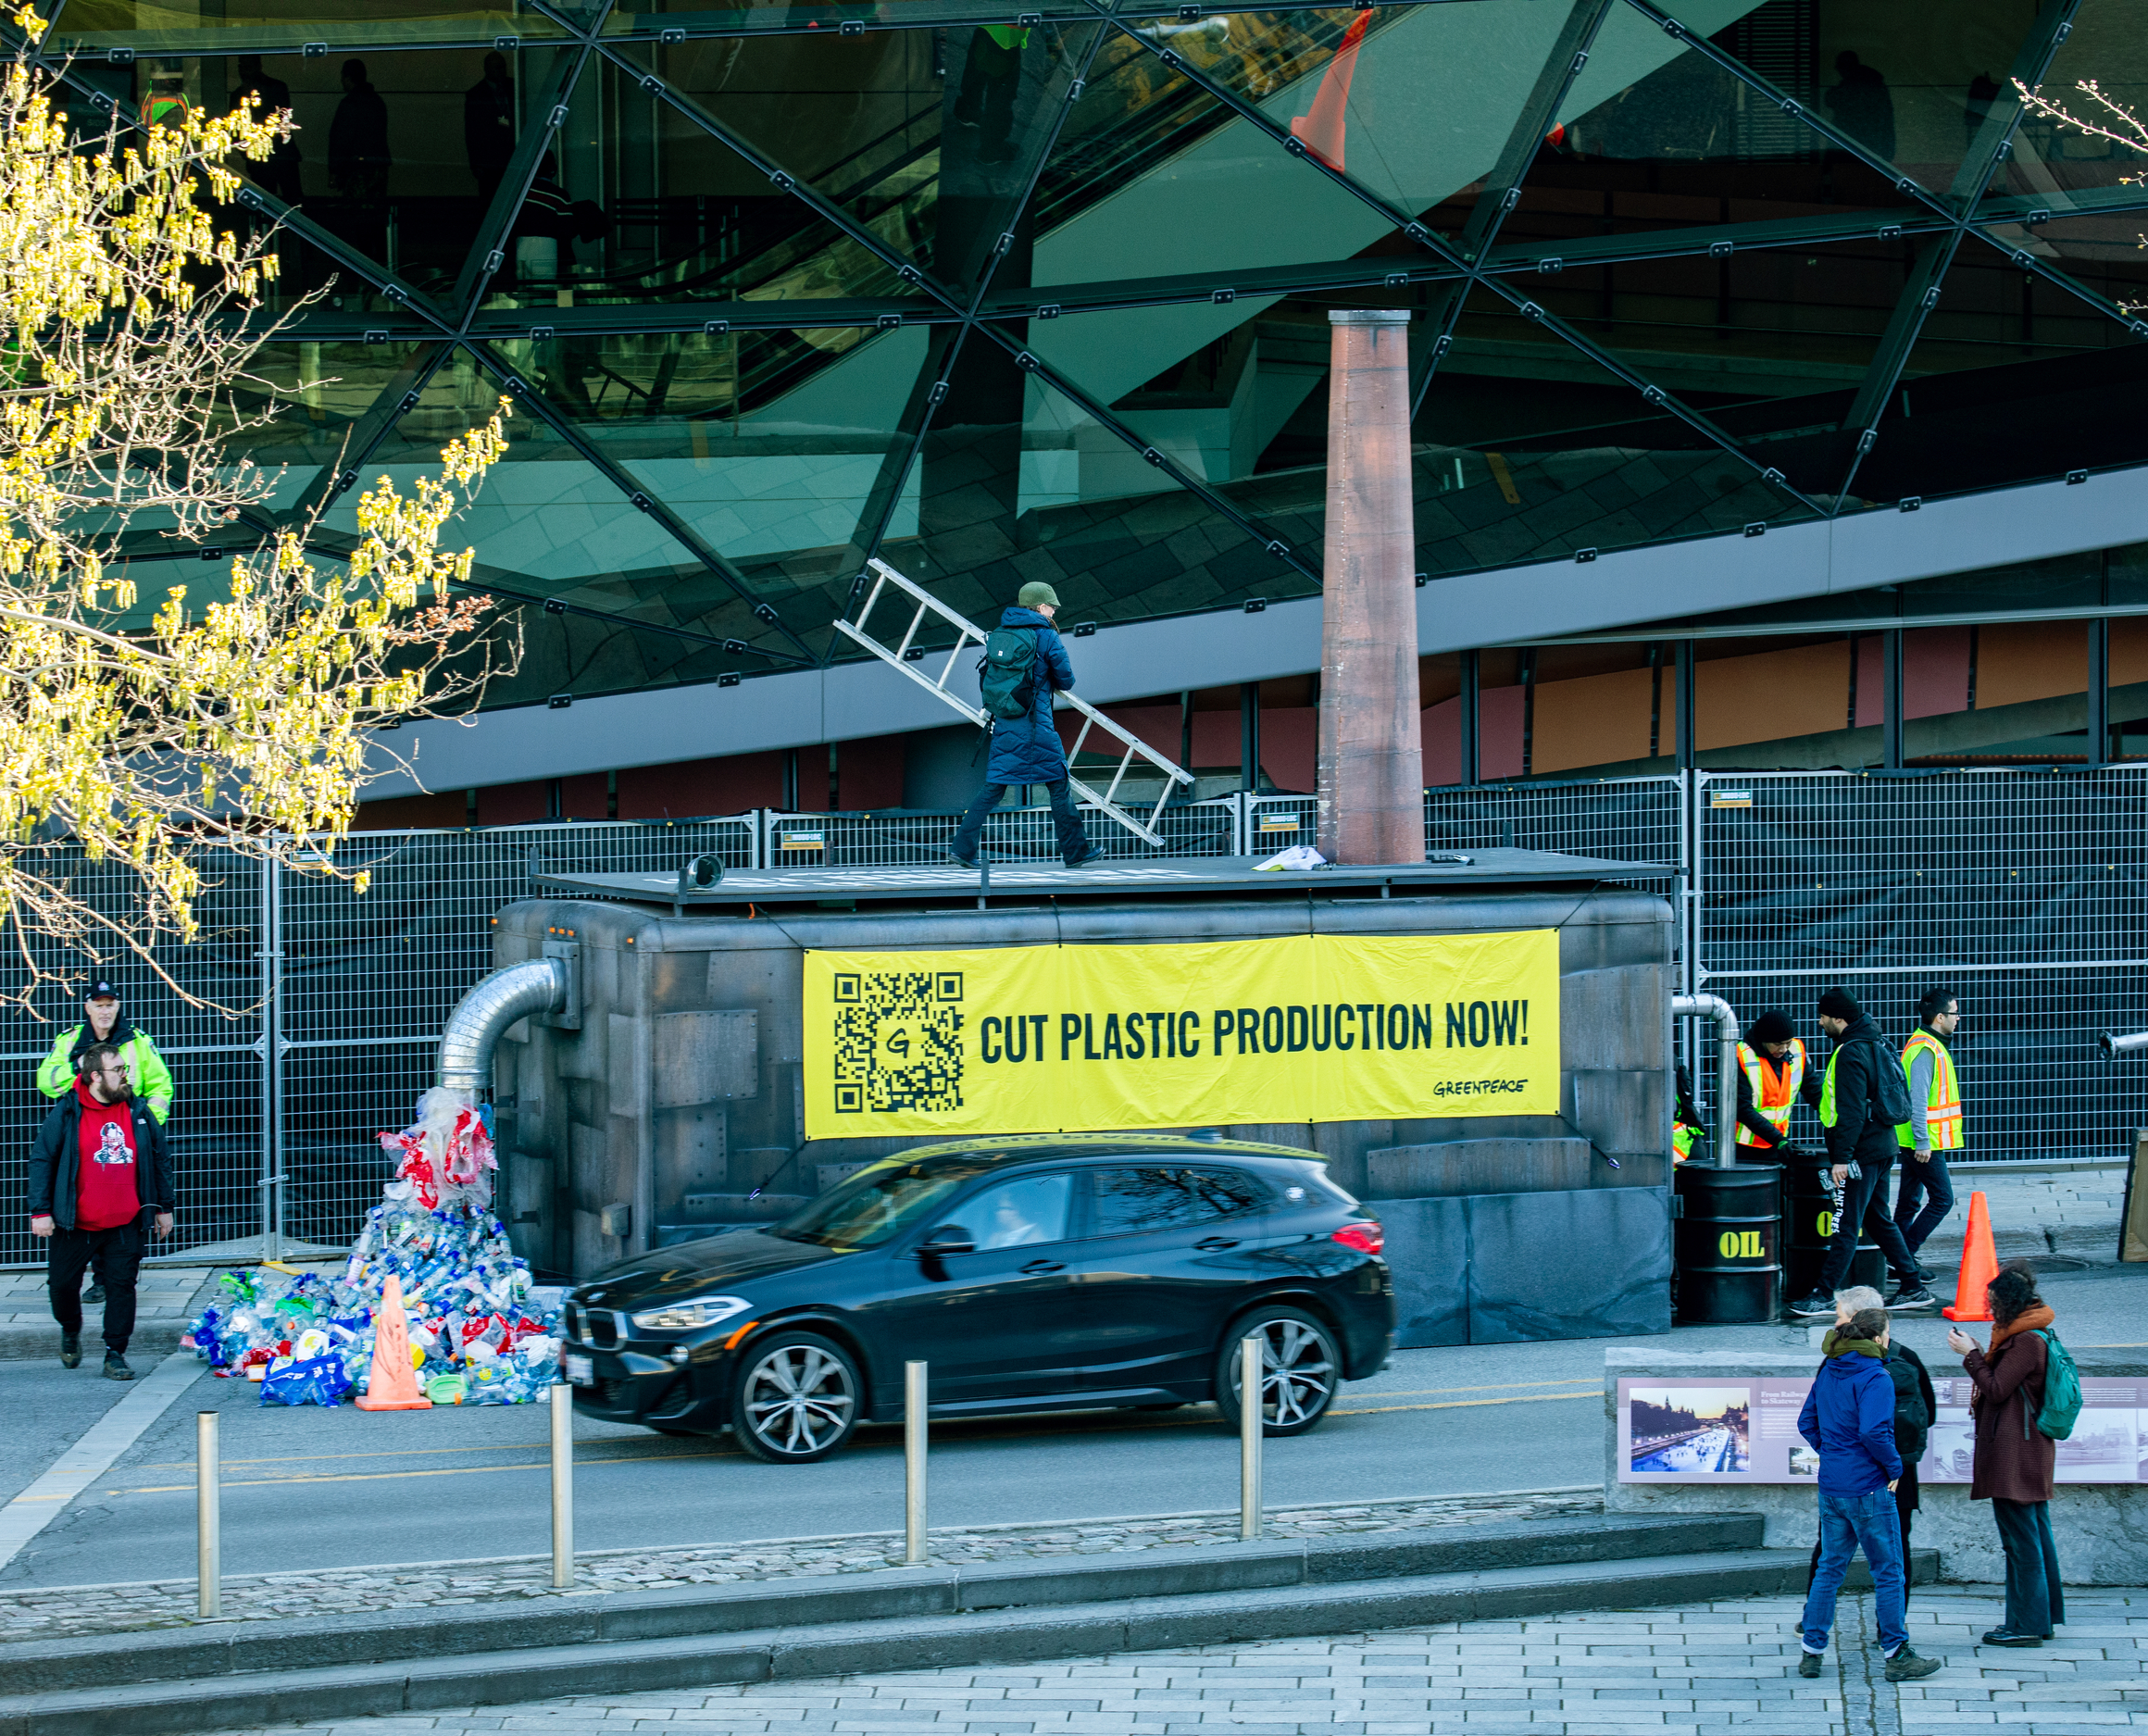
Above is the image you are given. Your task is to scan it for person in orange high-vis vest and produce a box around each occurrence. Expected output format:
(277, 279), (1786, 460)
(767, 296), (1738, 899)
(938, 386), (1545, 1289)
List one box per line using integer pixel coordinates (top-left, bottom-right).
(1893, 988), (1963, 1275)
(1734, 1009), (1822, 1161)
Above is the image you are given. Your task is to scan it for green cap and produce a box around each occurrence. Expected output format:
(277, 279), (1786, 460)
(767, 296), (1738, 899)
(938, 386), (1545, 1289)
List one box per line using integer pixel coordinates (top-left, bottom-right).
(1017, 581), (1060, 610)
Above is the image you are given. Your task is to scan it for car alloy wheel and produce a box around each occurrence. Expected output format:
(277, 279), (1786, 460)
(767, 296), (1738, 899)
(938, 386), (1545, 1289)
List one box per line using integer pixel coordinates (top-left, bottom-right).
(1216, 1306), (1340, 1437)
(731, 1331), (861, 1463)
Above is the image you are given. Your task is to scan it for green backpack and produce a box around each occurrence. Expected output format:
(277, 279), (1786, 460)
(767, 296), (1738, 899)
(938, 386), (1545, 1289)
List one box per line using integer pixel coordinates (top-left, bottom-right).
(2031, 1329), (2082, 1441)
(978, 626), (1040, 721)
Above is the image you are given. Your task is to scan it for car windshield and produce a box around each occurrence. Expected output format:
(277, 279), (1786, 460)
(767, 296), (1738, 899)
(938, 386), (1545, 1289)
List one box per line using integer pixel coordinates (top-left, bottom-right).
(772, 1155), (999, 1250)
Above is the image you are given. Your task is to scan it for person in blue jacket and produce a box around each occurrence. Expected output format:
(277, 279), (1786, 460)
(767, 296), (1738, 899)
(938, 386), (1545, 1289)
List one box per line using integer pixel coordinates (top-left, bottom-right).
(947, 582), (1104, 869)
(1796, 1305), (1942, 1681)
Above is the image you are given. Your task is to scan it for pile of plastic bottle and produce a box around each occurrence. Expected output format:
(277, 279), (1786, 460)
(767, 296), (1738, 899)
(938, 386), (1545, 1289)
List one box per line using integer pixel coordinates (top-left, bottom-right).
(182, 1089), (564, 1407)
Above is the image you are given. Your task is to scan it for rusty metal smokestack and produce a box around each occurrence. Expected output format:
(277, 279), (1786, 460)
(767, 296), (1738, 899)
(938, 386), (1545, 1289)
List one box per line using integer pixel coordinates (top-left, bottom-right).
(1316, 308), (1422, 865)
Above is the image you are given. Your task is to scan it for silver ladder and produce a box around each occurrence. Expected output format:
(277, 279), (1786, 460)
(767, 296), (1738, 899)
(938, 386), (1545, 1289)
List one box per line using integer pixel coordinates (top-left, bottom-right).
(831, 557), (1196, 848)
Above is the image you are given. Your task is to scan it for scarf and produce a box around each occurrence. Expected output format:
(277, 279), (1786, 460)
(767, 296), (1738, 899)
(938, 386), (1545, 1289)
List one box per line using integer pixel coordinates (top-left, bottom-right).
(1988, 1302), (2054, 1354)
(1820, 1329), (1886, 1359)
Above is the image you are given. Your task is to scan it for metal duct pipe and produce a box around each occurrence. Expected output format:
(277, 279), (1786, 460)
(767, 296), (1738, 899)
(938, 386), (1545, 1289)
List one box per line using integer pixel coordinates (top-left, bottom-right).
(438, 957), (568, 1095)
(1671, 993), (1740, 1169)
(2101, 1029), (2148, 1058)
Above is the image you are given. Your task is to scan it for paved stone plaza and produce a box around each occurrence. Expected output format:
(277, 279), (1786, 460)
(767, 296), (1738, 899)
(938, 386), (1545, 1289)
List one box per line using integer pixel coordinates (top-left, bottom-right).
(201, 1586), (2146, 1736)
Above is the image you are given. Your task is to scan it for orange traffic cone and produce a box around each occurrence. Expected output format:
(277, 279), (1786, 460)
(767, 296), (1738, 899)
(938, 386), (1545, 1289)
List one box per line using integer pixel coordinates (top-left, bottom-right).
(1941, 1190), (1999, 1321)
(1288, 12), (1369, 170)
(355, 1272), (433, 1410)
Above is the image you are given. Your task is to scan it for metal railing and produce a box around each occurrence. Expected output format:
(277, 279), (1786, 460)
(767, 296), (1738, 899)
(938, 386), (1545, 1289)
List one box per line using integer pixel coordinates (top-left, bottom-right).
(2, 768), (2142, 1267)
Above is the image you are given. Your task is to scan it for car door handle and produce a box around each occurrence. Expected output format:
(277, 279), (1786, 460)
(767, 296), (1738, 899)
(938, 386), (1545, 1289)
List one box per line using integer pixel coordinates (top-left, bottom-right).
(1194, 1236), (1239, 1251)
(1020, 1259), (1067, 1275)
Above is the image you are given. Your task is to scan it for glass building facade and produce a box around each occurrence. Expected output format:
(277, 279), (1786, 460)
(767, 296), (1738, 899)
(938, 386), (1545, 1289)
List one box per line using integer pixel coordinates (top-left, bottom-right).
(42, 0), (2148, 813)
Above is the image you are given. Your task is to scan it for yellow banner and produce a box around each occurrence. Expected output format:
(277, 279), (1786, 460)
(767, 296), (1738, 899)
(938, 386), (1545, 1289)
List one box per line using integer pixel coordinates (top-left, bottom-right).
(802, 930), (1560, 1139)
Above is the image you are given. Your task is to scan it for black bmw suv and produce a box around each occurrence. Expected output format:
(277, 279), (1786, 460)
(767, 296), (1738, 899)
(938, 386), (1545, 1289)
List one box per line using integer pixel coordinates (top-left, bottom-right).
(560, 1135), (1393, 1463)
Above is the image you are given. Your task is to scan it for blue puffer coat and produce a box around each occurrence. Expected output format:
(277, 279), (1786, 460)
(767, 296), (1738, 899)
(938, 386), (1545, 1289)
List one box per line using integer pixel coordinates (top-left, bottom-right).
(983, 606), (1076, 784)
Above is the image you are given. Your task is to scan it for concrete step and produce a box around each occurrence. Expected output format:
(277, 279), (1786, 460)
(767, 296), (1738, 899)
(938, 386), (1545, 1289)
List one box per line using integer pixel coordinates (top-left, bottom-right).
(0, 1512), (1759, 1697)
(0, 1522), (1939, 1736)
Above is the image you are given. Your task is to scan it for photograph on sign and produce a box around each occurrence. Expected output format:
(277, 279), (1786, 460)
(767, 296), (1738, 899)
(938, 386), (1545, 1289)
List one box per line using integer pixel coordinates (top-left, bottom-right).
(1626, 1384), (1752, 1476)
(1621, 1375), (2146, 1484)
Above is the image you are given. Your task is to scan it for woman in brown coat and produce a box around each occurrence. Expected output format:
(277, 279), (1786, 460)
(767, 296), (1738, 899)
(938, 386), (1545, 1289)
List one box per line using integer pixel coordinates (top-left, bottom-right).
(1946, 1262), (2062, 1646)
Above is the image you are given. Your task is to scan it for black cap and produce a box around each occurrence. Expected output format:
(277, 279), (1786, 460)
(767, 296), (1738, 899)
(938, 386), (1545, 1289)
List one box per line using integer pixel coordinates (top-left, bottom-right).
(1817, 986), (1861, 1021)
(1746, 1009), (1795, 1045)
(85, 980), (119, 1002)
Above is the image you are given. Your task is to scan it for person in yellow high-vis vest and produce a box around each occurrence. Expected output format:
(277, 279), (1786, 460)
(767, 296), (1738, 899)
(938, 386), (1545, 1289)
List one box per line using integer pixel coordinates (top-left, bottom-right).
(1733, 1009), (1822, 1159)
(1892, 988), (1962, 1279)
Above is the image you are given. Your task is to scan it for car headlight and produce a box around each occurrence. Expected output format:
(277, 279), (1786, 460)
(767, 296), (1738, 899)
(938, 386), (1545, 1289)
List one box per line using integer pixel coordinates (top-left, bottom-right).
(630, 1294), (752, 1332)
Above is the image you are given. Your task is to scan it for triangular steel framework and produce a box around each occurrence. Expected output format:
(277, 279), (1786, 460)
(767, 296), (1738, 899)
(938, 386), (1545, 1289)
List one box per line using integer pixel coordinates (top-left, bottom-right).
(832, 558), (1194, 846)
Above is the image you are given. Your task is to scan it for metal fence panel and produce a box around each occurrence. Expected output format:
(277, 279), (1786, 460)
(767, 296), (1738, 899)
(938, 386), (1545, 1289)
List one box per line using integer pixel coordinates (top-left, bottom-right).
(1696, 769), (2148, 1166)
(4, 775), (2142, 1267)
(760, 796), (1242, 868)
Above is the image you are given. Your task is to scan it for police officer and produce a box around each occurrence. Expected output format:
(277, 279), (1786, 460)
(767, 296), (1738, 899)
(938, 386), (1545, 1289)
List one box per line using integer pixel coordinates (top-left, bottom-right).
(1894, 987), (1963, 1280)
(35, 980), (173, 1305)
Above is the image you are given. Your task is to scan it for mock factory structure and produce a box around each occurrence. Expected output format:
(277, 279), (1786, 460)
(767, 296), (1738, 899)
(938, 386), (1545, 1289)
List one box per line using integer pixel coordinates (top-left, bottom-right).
(431, 310), (1691, 1351)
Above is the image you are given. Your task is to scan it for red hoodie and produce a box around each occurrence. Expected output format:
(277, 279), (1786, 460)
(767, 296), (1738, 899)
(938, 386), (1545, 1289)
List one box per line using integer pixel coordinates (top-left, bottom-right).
(73, 1076), (141, 1231)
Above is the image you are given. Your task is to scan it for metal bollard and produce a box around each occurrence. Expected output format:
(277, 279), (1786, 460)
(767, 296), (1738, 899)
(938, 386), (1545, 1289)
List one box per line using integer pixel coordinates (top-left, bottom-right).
(550, 1381), (573, 1589)
(905, 1360), (929, 1566)
(1239, 1334), (1263, 1541)
(196, 1410), (220, 1618)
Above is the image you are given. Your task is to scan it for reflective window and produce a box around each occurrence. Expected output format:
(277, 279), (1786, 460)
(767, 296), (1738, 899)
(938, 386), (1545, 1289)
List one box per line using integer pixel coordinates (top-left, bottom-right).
(936, 1172), (1074, 1248)
(1088, 1166), (1265, 1236)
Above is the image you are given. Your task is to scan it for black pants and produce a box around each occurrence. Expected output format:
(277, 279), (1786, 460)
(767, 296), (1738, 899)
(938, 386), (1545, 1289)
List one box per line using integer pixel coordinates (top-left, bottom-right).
(1817, 1154), (1920, 1293)
(1992, 1497), (2065, 1636)
(48, 1222), (144, 1354)
(952, 779), (1090, 865)
(1807, 1467), (1917, 1600)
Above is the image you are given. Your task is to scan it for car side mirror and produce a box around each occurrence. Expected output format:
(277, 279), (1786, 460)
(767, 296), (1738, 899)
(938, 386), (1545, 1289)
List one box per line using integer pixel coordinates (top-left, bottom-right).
(918, 1224), (976, 1257)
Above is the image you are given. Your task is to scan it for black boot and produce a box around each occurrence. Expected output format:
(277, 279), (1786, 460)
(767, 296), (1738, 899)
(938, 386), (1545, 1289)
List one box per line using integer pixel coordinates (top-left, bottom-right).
(59, 1332), (81, 1369)
(83, 1281), (106, 1305)
(102, 1351), (133, 1381)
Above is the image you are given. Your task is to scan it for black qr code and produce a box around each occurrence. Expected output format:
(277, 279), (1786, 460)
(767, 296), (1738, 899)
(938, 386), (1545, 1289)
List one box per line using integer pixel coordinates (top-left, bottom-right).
(830, 969), (965, 1114)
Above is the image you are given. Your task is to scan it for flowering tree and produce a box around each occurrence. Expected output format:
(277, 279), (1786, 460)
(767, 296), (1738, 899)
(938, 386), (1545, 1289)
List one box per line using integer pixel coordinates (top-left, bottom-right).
(2014, 75), (2148, 312)
(0, 11), (513, 1008)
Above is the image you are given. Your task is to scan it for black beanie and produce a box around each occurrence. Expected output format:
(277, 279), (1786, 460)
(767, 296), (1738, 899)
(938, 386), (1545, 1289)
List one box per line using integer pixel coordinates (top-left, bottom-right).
(1746, 1009), (1795, 1045)
(1817, 986), (1861, 1021)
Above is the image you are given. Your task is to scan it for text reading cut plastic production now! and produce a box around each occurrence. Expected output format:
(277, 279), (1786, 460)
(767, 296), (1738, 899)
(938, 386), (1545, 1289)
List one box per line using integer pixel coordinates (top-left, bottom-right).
(801, 930), (1560, 1138)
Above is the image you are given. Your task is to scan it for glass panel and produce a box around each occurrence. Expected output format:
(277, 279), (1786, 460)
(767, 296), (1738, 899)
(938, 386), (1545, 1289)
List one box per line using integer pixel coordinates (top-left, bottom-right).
(1415, 284), (1817, 574)
(839, 326), (1308, 658)
(1514, 240), (1895, 418)
(482, 44), (965, 317)
(2003, 212), (2148, 327)
(1512, 2), (1927, 248)
(619, 24), (1097, 300)
(1684, 0), (2042, 193)
(605, 0), (1097, 29)
(51, 3), (569, 56)
(207, 47), (578, 306)
(1030, 22), (1379, 310)
(324, 377), (792, 678)
(2005, 0), (2148, 203)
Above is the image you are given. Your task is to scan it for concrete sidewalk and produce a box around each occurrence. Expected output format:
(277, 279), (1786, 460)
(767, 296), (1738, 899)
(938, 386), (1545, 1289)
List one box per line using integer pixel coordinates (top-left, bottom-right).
(195, 1584), (2148, 1736)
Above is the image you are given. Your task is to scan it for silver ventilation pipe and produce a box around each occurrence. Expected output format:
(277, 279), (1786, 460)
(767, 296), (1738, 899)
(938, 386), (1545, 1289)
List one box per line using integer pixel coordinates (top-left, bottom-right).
(1671, 993), (1740, 1169)
(2101, 1029), (2148, 1059)
(438, 956), (570, 1095)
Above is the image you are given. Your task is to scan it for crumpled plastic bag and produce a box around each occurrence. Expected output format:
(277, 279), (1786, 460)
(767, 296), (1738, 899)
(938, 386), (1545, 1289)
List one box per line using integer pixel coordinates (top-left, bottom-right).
(260, 1354), (354, 1407)
(1254, 843), (1328, 872)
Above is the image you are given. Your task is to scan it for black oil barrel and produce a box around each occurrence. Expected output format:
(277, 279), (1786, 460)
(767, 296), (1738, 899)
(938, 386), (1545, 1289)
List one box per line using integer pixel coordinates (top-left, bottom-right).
(1673, 1163), (1782, 1323)
(1782, 1163), (1882, 1303)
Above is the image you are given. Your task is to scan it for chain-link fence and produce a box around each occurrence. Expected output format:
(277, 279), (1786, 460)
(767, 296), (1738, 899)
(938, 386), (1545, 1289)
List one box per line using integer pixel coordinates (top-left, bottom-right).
(2, 772), (2138, 1266)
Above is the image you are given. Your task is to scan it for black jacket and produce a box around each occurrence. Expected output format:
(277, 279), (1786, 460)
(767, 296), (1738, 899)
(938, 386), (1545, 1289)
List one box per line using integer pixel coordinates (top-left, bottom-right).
(1820, 1015), (1904, 1167)
(27, 1091), (175, 1230)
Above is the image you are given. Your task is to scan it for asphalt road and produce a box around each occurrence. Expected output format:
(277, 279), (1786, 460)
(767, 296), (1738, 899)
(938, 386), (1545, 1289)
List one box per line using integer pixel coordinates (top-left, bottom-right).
(6, 1264), (2145, 1591)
